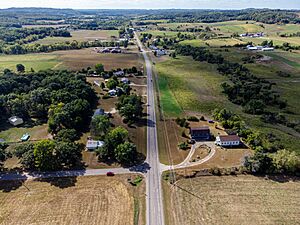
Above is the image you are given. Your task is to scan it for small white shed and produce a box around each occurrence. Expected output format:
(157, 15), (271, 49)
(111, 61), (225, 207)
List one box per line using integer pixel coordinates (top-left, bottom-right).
(9, 116), (24, 126)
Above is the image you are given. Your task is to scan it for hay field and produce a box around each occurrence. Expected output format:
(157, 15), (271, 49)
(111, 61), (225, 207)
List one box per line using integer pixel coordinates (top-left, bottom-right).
(0, 48), (142, 72)
(0, 175), (145, 225)
(163, 175), (300, 225)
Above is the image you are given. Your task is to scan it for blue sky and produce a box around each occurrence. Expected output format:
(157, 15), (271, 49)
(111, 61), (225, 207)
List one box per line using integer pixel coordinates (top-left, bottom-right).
(0, 0), (299, 9)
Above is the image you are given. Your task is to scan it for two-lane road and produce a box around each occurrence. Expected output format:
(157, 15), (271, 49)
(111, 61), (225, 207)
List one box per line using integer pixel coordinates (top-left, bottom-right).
(136, 33), (165, 225)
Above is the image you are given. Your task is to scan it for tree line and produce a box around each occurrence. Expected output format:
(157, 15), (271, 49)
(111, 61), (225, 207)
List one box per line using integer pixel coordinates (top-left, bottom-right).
(0, 27), (71, 44)
(0, 39), (127, 55)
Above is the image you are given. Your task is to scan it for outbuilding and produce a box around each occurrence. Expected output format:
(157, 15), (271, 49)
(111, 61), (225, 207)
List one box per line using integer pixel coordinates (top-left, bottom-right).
(121, 77), (129, 84)
(86, 140), (105, 151)
(215, 135), (240, 147)
(93, 108), (105, 118)
(108, 89), (117, 96)
(190, 126), (210, 140)
(9, 116), (24, 126)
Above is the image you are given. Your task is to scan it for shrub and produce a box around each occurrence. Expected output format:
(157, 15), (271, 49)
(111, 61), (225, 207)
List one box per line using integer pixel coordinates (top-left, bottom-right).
(178, 142), (189, 150)
(187, 116), (199, 122)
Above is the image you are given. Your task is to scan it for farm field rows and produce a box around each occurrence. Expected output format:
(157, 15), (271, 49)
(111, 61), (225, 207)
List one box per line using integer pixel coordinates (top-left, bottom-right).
(163, 175), (300, 225)
(0, 175), (145, 225)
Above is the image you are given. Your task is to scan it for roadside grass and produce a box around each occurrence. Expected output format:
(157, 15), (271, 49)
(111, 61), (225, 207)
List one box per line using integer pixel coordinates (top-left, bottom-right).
(163, 175), (300, 225)
(0, 175), (145, 225)
(35, 30), (119, 44)
(157, 75), (183, 117)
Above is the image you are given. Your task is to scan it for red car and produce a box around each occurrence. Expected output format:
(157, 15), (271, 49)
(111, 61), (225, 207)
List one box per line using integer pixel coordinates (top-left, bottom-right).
(106, 172), (115, 176)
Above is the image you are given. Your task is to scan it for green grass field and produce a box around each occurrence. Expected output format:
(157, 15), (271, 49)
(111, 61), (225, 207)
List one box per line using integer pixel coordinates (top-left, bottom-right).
(0, 54), (60, 72)
(156, 56), (232, 117)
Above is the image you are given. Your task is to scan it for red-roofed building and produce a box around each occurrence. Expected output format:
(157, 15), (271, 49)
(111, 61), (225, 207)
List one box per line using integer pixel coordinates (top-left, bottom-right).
(215, 135), (240, 147)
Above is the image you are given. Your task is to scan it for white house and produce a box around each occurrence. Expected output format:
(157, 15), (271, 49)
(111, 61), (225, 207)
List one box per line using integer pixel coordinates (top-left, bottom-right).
(86, 140), (104, 151)
(156, 49), (167, 56)
(215, 135), (240, 147)
(108, 89), (117, 96)
(262, 47), (274, 51)
(113, 71), (125, 77)
(121, 77), (129, 84)
(9, 116), (24, 126)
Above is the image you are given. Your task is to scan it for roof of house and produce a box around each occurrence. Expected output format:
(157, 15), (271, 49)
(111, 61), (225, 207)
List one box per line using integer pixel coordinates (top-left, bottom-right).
(94, 108), (105, 116)
(219, 135), (240, 142)
(86, 140), (104, 148)
(190, 126), (210, 132)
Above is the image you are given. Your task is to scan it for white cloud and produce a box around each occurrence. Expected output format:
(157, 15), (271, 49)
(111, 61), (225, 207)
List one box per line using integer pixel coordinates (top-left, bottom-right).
(0, 0), (299, 9)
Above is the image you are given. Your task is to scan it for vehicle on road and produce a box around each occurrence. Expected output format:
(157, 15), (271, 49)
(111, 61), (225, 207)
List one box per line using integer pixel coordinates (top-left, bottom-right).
(106, 172), (115, 176)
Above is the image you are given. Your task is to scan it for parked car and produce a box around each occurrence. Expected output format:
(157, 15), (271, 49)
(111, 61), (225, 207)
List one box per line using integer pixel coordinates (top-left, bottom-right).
(106, 172), (115, 176)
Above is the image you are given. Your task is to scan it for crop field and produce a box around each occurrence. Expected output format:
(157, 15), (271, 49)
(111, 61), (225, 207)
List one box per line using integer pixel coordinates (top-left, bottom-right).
(163, 175), (300, 225)
(35, 30), (119, 44)
(0, 48), (142, 72)
(0, 175), (145, 225)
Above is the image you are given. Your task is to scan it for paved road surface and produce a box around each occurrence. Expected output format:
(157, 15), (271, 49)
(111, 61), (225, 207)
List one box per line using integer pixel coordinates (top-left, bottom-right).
(0, 168), (136, 181)
(135, 33), (165, 225)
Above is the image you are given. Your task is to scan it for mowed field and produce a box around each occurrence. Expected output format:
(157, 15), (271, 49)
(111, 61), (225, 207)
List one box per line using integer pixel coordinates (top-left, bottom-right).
(0, 48), (142, 72)
(35, 30), (119, 44)
(0, 175), (145, 225)
(156, 56), (235, 117)
(163, 175), (300, 225)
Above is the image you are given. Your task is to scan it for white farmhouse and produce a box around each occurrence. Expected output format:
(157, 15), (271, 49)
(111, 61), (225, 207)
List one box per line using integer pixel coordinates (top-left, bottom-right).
(215, 135), (240, 147)
(9, 116), (24, 126)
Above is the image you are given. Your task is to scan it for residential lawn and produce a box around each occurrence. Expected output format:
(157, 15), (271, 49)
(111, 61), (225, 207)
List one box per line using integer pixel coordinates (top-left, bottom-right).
(163, 175), (300, 225)
(0, 175), (145, 225)
(0, 124), (50, 143)
(35, 30), (119, 44)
